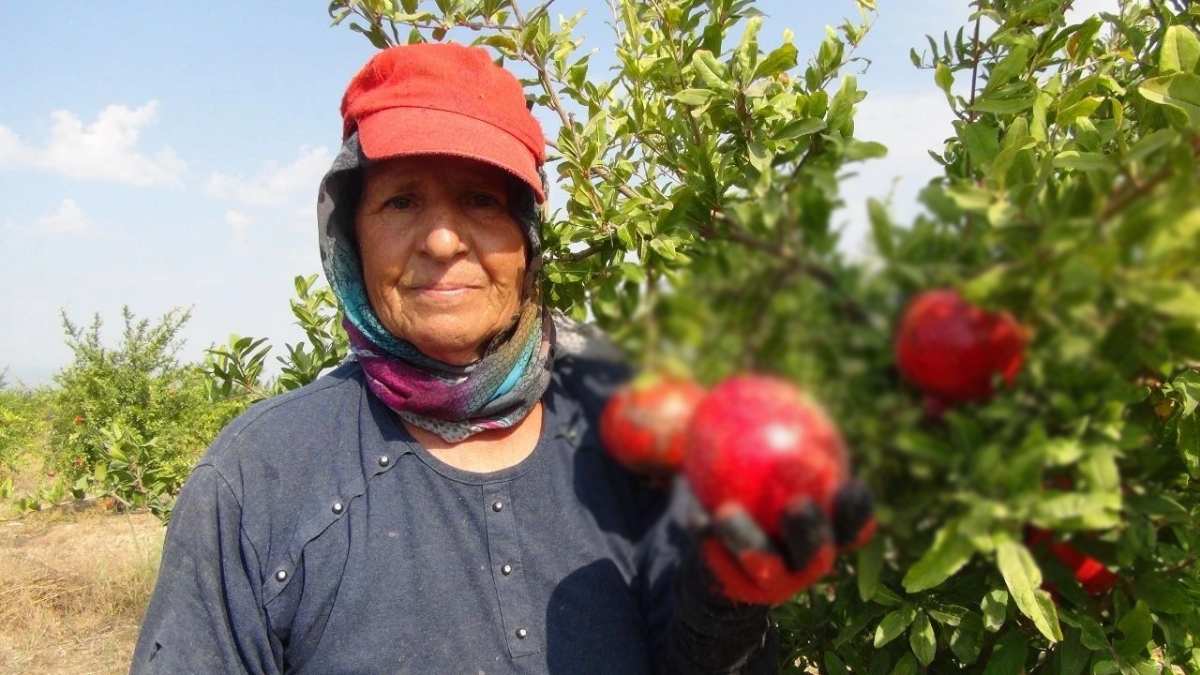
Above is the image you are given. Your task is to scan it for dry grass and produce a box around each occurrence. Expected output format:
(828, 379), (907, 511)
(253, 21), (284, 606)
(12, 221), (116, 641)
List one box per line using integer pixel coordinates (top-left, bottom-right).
(0, 508), (164, 675)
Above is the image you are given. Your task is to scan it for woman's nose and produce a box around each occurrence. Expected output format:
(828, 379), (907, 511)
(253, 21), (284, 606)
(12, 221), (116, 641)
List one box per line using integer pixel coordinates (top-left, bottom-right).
(419, 207), (468, 260)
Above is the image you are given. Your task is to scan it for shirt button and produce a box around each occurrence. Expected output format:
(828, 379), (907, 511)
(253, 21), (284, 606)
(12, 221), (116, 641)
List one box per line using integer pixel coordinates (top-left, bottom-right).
(515, 628), (528, 639)
(492, 501), (503, 512)
(275, 569), (288, 582)
(378, 455), (390, 467)
(501, 564), (513, 576)
(332, 501), (344, 515)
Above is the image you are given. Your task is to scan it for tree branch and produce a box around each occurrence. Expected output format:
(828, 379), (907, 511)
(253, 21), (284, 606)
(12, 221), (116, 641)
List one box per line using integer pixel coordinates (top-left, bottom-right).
(1099, 136), (1200, 223)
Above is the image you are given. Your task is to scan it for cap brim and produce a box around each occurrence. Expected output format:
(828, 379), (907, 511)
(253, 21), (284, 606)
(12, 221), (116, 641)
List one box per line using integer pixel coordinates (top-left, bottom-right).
(358, 108), (545, 203)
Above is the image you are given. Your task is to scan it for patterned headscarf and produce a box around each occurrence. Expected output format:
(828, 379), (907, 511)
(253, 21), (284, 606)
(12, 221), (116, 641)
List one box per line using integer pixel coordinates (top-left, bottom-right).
(317, 133), (555, 442)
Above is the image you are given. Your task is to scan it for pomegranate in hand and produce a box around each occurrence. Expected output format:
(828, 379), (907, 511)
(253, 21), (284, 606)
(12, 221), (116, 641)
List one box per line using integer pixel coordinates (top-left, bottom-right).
(684, 374), (873, 604)
(895, 289), (1026, 406)
(600, 374), (706, 476)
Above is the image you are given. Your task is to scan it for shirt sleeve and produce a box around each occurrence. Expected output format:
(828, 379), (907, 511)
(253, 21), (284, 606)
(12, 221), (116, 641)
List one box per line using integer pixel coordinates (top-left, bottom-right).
(635, 475), (780, 674)
(130, 464), (282, 675)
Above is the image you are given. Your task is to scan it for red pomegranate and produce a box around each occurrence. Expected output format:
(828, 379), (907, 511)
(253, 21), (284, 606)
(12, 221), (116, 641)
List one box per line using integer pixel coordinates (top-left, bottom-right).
(600, 374), (706, 476)
(683, 375), (849, 601)
(1027, 527), (1119, 596)
(895, 289), (1027, 405)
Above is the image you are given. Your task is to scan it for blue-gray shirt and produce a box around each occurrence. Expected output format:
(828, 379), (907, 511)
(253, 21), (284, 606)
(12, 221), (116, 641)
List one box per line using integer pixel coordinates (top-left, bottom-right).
(131, 354), (774, 673)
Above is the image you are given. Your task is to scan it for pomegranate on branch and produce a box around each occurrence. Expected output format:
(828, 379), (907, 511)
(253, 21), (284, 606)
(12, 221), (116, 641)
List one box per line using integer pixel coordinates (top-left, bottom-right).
(895, 289), (1027, 409)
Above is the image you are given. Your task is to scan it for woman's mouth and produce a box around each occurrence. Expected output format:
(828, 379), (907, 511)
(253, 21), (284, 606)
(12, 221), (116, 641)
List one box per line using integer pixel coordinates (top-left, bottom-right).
(410, 284), (477, 301)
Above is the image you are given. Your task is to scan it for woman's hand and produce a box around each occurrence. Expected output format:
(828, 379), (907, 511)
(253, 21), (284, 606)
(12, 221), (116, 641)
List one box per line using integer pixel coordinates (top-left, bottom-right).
(695, 479), (876, 606)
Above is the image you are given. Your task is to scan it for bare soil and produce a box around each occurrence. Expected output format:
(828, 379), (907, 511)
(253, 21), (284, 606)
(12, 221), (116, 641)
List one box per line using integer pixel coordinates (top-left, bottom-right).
(0, 508), (164, 675)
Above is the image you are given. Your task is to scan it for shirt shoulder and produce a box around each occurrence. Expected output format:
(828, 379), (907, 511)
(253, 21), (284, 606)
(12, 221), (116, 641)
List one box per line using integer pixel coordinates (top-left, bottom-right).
(189, 362), (373, 544)
(551, 350), (633, 425)
(199, 361), (364, 473)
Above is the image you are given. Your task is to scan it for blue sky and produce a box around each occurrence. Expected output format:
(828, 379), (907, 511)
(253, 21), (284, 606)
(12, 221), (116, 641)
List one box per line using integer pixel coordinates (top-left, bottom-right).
(0, 1), (1114, 386)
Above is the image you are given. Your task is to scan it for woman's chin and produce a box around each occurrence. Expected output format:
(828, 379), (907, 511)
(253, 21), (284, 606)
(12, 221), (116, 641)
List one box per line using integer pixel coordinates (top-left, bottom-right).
(404, 325), (485, 365)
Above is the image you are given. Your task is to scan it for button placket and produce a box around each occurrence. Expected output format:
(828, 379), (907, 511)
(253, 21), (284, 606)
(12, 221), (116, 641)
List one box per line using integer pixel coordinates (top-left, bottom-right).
(483, 483), (537, 656)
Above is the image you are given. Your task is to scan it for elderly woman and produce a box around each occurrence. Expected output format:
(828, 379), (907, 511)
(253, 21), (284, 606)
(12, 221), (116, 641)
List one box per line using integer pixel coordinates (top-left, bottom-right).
(131, 43), (871, 674)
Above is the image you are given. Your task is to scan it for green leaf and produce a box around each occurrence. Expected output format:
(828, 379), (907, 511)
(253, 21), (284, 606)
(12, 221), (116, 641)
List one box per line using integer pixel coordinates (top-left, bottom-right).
(962, 265), (1007, 304)
(824, 651), (850, 675)
(950, 611), (984, 664)
(1180, 415), (1200, 479)
(1075, 614), (1110, 651)
(1044, 438), (1085, 466)
(875, 606), (918, 648)
(996, 539), (1063, 642)
(844, 140), (888, 161)
(981, 589), (1008, 632)
(1057, 95), (1104, 123)
(909, 612), (937, 667)
(1125, 278), (1200, 321)
(873, 585), (904, 607)
(477, 34), (518, 53)
(1053, 151), (1115, 172)
(1115, 601), (1153, 660)
(1160, 25), (1200, 74)
(753, 43), (798, 80)
(889, 653), (918, 675)
(974, 83), (1038, 114)
(986, 45), (1031, 91)
(775, 118), (825, 140)
(983, 630), (1029, 675)
(691, 50), (733, 93)
(1057, 628), (1090, 675)
(858, 537), (883, 601)
(674, 89), (715, 106)
(1134, 573), (1192, 614)
(1031, 491), (1122, 530)
(1138, 73), (1200, 128)
(902, 521), (976, 593)
(935, 62), (954, 96)
(947, 183), (994, 212)
(961, 122), (1001, 168)
(867, 199), (894, 260)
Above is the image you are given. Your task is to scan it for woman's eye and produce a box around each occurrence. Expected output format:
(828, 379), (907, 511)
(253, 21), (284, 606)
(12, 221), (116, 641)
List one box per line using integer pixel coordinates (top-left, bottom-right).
(468, 192), (502, 208)
(385, 195), (414, 210)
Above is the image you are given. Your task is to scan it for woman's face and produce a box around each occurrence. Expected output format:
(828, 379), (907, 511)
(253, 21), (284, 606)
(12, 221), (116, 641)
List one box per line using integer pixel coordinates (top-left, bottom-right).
(354, 155), (528, 366)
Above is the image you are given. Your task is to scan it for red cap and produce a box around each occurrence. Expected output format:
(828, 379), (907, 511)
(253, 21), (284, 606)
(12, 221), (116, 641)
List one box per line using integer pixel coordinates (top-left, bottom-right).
(340, 42), (546, 203)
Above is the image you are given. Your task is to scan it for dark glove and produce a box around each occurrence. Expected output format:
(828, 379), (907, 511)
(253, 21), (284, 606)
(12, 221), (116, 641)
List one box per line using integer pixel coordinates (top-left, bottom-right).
(656, 480), (873, 673)
(696, 479), (875, 606)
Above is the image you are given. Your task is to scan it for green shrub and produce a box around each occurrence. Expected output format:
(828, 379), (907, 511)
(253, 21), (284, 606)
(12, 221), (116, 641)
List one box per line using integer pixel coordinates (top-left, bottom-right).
(50, 307), (235, 519)
(0, 385), (53, 497)
(203, 274), (348, 405)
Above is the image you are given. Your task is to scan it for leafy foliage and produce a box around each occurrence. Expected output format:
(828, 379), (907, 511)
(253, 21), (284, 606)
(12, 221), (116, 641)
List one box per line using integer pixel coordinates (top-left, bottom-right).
(331, 0), (1200, 671)
(202, 274), (349, 406)
(0, 385), (52, 498)
(48, 307), (235, 519)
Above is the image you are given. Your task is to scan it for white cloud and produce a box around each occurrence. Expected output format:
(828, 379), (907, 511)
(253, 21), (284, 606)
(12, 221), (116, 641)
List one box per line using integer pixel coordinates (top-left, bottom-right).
(37, 198), (93, 235)
(837, 89), (956, 257)
(0, 101), (186, 186)
(206, 146), (332, 207)
(225, 209), (253, 248)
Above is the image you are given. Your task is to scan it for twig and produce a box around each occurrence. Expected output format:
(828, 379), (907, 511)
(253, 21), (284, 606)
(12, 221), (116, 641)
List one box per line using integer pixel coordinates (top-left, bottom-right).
(967, 13), (983, 124)
(1099, 137), (1200, 222)
(589, 165), (638, 200)
(555, 244), (605, 263)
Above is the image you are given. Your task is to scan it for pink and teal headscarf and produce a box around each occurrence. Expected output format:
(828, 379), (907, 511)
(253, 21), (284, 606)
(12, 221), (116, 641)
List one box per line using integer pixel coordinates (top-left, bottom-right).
(317, 132), (555, 443)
